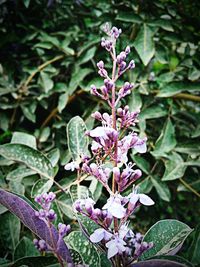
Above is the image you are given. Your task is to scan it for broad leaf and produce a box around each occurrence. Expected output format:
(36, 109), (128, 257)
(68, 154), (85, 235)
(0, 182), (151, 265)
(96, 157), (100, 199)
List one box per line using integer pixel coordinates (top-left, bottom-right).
(188, 223), (200, 265)
(151, 177), (171, 202)
(31, 179), (54, 198)
(162, 153), (186, 181)
(140, 219), (193, 260)
(0, 212), (20, 252)
(11, 132), (37, 149)
(66, 231), (101, 267)
(0, 144), (54, 180)
(67, 116), (89, 162)
(152, 118), (176, 157)
(157, 82), (200, 97)
(14, 237), (39, 260)
(0, 189), (73, 265)
(134, 24), (155, 66)
(12, 256), (58, 267)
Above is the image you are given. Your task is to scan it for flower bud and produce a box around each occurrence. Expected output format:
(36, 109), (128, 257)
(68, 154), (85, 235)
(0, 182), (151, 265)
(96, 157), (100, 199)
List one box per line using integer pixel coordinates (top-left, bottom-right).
(125, 46), (131, 54)
(91, 111), (102, 121)
(58, 223), (71, 237)
(47, 209), (57, 221)
(128, 60), (135, 69)
(97, 60), (104, 69)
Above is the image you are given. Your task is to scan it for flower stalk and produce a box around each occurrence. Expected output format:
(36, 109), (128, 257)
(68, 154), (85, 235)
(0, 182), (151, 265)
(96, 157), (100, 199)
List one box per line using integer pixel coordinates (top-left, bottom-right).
(64, 23), (154, 266)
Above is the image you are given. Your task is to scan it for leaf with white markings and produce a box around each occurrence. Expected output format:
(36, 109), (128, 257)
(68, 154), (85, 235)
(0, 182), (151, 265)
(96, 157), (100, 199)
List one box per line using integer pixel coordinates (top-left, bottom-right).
(66, 231), (101, 267)
(67, 116), (89, 162)
(140, 219), (193, 260)
(0, 144), (54, 179)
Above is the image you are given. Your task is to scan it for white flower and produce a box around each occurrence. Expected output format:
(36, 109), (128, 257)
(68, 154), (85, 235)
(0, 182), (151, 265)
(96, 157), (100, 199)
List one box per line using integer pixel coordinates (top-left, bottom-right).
(90, 228), (112, 243)
(103, 194), (126, 219)
(106, 235), (127, 258)
(64, 161), (79, 171)
(128, 192), (155, 206)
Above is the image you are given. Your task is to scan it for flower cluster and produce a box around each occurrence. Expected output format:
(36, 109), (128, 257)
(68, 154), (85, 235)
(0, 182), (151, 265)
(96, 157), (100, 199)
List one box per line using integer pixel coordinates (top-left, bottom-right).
(65, 23), (154, 266)
(34, 192), (71, 254)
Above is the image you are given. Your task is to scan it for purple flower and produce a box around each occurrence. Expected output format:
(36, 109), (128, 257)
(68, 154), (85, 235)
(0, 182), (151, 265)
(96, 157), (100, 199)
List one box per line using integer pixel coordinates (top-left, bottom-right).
(110, 26), (122, 39)
(58, 223), (71, 237)
(103, 194), (126, 219)
(106, 235), (127, 258)
(128, 191), (155, 208)
(90, 228), (112, 243)
(64, 161), (79, 171)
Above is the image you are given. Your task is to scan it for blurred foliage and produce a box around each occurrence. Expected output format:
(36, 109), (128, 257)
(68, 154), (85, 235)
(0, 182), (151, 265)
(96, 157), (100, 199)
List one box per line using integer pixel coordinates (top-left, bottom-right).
(0, 0), (200, 265)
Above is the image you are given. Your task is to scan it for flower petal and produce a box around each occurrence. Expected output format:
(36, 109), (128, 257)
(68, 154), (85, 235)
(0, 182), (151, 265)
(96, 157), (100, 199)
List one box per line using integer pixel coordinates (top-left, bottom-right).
(107, 242), (119, 258)
(139, 194), (155, 206)
(90, 228), (104, 243)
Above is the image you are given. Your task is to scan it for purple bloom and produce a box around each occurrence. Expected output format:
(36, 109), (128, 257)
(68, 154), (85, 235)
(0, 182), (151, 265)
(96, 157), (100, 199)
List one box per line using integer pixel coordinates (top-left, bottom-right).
(58, 223), (71, 237)
(128, 191), (155, 207)
(64, 161), (79, 171)
(106, 235), (126, 258)
(103, 194), (126, 219)
(90, 228), (112, 243)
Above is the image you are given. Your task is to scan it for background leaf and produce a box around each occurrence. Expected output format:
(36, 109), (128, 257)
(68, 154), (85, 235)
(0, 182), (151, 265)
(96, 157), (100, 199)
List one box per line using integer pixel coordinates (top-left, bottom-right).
(134, 24), (155, 66)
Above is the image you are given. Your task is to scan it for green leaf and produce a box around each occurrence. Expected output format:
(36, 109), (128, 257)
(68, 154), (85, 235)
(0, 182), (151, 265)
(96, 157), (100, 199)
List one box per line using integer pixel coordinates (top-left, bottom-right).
(188, 223), (200, 265)
(87, 176), (103, 202)
(0, 144), (54, 180)
(162, 153), (186, 181)
(69, 184), (91, 202)
(78, 47), (96, 65)
(157, 82), (200, 97)
(6, 165), (36, 181)
(46, 148), (60, 167)
(66, 231), (101, 267)
(38, 127), (51, 143)
(128, 90), (142, 111)
(31, 179), (54, 198)
(39, 71), (54, 93)
(68, 68), (92, 95)
(14, 237), (39, 260)
(152, 118), (176, 157)
(12, 256), (58, 267)
(23, 0), (30, 8)
(151, 177), (171, 202)
(77, 214), (99, 236)
(67, 116), (89, 162)
(138, 177), (153, 194)
(56, 194), (75, 220)
(139, 105), (168, 120)
(69, 249), (84, 265)
(134, 24), (155, 66)
(58, 92), (69, 113)
(131, 154), (150, 175)
(140, 220), (193, 260)
(116, 12), (142, 23)
(21, 103), (36, 123)
(0, 212), (20, 252)
(11, 132), (37, 149)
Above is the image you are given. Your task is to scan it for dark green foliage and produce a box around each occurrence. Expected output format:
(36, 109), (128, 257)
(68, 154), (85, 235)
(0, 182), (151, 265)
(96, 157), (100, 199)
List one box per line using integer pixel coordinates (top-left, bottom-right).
(0, 0), (200, 265)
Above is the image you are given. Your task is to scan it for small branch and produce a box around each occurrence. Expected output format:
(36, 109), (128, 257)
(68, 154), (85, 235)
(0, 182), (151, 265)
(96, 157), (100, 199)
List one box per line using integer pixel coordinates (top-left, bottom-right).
(24, 55), (64, 89)
(172, 93), (200, 102)
(41, 89), (85, 128)
(179, 178), (200, 198)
